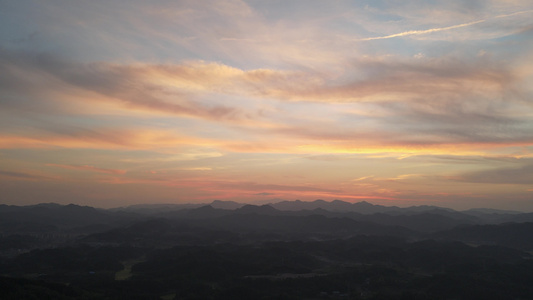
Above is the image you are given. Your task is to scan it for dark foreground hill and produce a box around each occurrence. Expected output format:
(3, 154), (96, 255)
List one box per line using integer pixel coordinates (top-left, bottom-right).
(2, 201), (533, 299)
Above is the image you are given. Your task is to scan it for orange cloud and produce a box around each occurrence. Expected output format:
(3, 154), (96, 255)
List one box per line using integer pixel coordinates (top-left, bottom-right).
(0, 129), (216, 152)
(2, 125), (531, 160)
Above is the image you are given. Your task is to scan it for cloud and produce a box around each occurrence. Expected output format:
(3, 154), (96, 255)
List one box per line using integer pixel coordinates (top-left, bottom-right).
(0, 128), (214, 153)
(254, 192), (275, 196)
(179, 167), (213, 171)
(0, 170), (48, 180)
(47, 164), (126, 175)
(305, 154), (362, 161)
(1, 47), (529, 152)
(288, 55), (516, 104)
(452, 164), (533, 184)
(0, 50), (246, 122)
(214, 181), (343, 193)
(95, 176), (347, 199)
(407, 154), (531, 164)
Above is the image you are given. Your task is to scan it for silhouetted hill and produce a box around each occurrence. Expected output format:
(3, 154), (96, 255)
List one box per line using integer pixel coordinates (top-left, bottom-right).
(183, 205), (232, 219)
(3, 201), (533, 238)
(435, 222), (533, 250)
(210, 200), (245, 210)
(111, 203), (204, 214)
(270, 199), (394, 213)
(82, 218), (239, 247)
(155, 204), (456, 236)
(356, 212), (477, 232)
(195, 213), (416, 239)
(0, 203), (139, 234)
(463, 208), (521, 215)
(5, 202), (533, 299)
(234, 204), (279, 215)
(268, 199), (461, 215)
(490, 212), (533, 223)
(351, 200), (397, 213)
(269, 199), (327, 211)
(0, 276), (94, 299)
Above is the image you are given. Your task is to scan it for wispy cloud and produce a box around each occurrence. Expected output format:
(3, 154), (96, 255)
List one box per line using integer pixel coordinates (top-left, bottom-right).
(254, 192), (275, 196)
(47, 164), (126, 175)
(0, 128), (217, 152)
(203, 181), (344, 194)
(452, 164), (533, 185)
(179, 167), (213, 171)
(0, 170), (49, 180)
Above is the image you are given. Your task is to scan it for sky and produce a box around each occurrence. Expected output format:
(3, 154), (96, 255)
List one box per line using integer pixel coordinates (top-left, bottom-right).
(1, 0), (533, 210)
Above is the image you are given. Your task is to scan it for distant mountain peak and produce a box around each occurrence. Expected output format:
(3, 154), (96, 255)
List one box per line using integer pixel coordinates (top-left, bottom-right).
(268, 199), (397, 214)
(352, 201), (377, 208)
(210, 200), (244, 210)
(195, 205), (216, 211)
(313, 199), (327, 203)
(331, 199), (347, 203)
(235, 204), (279, 215)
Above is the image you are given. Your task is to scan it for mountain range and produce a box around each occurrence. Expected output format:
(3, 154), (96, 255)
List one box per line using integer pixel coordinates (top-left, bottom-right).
(2, 199), (533, 252)
(3, 199), (533, 299)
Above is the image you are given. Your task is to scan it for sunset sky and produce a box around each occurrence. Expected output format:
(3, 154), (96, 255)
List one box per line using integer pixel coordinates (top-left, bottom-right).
(1, 0), (533, 210)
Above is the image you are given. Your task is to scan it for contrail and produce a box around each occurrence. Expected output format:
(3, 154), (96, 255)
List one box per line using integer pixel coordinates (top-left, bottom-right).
(358, 9), (533, 41)
(359, 19), (485, 41)
(494, 9), (533, 19)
